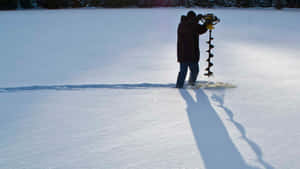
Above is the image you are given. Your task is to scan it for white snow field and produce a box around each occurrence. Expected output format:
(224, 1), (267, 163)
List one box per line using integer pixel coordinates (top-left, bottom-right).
(0, 8), (300, 169)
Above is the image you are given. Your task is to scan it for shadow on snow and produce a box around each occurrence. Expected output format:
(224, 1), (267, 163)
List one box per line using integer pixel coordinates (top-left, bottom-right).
(179, 89), (274, 169)
(0, 83), (175, 93)
(0, 82), (275, 169)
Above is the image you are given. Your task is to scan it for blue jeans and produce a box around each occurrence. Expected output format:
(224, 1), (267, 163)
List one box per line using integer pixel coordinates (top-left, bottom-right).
(176, 62), (199, 88)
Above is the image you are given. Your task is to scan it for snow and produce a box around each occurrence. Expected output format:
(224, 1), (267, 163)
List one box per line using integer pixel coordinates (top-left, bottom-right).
(0, 8), (300, 169)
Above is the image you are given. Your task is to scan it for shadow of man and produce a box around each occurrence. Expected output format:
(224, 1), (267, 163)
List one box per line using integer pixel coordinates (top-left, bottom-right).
(179, 89), (260, 169)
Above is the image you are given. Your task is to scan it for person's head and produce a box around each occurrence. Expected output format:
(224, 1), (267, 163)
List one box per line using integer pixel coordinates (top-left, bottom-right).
(187, 11), (196, 20)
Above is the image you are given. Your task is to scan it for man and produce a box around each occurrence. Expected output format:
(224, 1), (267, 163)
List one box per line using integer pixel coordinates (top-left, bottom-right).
(176, 11), (208, 88)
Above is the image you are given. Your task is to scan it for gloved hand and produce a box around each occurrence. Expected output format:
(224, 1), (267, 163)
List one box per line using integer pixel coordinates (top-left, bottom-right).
(196, 14), (203, 20)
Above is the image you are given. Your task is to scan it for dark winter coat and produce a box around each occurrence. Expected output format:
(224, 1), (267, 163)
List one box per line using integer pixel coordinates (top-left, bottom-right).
(177, 16), (208, 63)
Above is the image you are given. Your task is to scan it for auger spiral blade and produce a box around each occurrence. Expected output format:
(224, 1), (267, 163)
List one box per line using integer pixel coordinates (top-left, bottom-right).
(204, 71), (213, 77)
(204, 29), (216, 77)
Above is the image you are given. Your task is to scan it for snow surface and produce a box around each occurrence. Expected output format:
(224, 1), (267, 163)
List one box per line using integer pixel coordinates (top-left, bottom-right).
(0, 8), (300, 169)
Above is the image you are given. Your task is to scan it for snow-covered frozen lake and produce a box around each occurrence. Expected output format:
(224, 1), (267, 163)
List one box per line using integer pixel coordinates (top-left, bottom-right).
(1, 8), (300, 169)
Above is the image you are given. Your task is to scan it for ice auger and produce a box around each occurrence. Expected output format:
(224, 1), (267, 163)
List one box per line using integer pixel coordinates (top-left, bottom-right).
(200, 14), (220, 77)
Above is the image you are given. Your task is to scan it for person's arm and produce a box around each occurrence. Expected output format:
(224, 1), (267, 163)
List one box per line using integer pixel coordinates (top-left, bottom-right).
(197, 24), (208, 35)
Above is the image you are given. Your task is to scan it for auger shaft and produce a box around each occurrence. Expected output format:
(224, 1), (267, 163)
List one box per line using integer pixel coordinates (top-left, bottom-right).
(204, 29), (214, 77)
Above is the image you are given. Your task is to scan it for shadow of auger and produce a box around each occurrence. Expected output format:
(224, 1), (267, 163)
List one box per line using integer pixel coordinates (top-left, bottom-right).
(212, 93), (275, 169)
(0, 83), (176, 93)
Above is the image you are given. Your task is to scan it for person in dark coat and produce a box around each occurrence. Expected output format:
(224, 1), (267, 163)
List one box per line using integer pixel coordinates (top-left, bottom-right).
(176, 11), (208, 88)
